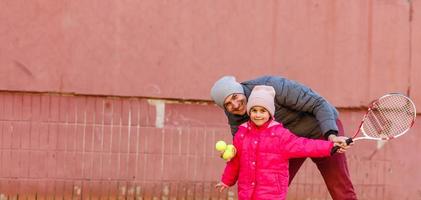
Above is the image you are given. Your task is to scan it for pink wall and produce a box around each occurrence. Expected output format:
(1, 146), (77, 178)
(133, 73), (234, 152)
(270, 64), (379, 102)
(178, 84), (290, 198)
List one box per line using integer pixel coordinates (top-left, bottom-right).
(1, 0), (420, 107)
(1, 0), (421, 199)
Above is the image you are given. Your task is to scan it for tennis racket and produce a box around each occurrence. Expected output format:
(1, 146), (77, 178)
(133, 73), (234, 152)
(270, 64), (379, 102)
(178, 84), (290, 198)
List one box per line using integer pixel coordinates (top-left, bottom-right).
(332, 93), (416, 153)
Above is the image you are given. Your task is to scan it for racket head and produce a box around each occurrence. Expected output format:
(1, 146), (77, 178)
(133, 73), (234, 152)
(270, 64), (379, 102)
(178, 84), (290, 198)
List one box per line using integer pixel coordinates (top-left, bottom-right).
(360, 93), (416, 140)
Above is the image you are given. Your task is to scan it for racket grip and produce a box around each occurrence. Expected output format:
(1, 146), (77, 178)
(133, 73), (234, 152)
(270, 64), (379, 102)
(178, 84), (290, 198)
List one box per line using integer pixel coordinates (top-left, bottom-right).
(345, 138), (353, 145)
(330, 145), (341, 155)
(330, 138), (354, 155)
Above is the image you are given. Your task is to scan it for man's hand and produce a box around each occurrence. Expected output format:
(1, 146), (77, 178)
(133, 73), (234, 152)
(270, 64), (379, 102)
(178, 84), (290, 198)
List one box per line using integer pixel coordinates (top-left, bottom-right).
(215, 181), (229, 192)
(328, 135), (352, 153)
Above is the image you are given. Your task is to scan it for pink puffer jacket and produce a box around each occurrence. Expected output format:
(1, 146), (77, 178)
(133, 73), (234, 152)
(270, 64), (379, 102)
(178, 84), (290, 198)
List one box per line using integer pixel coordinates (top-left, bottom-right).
(221, 120), (334, 200)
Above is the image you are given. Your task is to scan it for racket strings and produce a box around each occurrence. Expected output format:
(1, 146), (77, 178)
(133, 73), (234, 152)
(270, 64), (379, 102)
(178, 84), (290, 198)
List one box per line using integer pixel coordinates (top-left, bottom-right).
(363, 95), (416, 139)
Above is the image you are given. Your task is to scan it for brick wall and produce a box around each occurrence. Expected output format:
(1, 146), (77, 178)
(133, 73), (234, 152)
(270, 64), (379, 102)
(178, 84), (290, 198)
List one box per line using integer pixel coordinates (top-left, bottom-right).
(0, 92), (420, 199)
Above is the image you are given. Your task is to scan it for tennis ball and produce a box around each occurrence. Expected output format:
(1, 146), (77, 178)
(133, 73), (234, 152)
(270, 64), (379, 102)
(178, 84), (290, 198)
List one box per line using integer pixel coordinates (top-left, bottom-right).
(215, 140), (227, 152)
(222, 145), (237, 161)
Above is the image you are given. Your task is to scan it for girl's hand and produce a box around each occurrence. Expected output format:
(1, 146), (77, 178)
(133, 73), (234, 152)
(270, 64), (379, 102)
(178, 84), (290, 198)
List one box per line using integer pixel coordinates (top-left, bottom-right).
(215, 181), (229, 192)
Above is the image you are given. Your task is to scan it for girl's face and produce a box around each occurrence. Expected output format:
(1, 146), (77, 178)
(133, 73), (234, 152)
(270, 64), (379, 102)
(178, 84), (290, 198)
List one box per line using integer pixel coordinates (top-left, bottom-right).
(249, 106), (270, 126)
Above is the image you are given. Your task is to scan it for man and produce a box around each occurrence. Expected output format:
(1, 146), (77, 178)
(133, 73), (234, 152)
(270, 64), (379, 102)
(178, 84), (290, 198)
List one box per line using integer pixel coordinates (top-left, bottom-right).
(210, 75), (357, 200)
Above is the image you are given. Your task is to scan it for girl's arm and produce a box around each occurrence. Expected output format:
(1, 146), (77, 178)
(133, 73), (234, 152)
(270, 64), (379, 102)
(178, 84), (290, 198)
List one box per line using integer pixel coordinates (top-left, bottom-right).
(220, 126), (245, 186)
(279, 127), (334, 158)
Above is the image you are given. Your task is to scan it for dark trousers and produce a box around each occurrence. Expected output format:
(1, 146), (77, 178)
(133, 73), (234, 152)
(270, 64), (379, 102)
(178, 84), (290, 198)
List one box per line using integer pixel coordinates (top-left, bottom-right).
(288, 120), (357, 200)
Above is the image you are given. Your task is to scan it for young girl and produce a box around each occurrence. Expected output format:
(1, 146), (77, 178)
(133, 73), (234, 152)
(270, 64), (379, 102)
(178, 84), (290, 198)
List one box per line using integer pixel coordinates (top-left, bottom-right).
(215, 85), (337, 200)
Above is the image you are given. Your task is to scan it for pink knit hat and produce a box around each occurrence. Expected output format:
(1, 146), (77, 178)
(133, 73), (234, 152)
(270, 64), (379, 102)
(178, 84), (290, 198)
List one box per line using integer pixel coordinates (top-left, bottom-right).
(246, 85), (276, 117)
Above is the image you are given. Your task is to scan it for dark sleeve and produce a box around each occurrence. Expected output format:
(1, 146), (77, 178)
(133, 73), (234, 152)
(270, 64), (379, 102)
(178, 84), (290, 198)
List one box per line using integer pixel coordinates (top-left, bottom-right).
(268, 76), (339, 135)
(226, 111), (249, 137)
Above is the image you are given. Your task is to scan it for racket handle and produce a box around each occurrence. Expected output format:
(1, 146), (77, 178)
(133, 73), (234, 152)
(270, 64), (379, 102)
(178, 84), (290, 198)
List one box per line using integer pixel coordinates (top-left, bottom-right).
(345, 138), (353, 145)
(330, 138), (354, 155)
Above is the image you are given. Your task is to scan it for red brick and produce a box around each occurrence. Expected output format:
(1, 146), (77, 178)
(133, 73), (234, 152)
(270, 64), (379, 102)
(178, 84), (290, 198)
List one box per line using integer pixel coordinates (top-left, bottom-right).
(73, 152), (84, 179)
(93, 126), (103, 152)
(61, 152), (75, 178)
(89, 181), (103, 198)
(12, 94), (23, 120)
(72, 181), (83, 200)
(127, 154), (137, 180)
(101, 153), (112, 179)
(111, 126), (121, 153)
(9, 150), (20, 177)
(129, 99), (140, 126)
(10, 122), (22, 149)
(84, 124), (94, 152)
(139, 99), (151, 127)
(66, 97), (77, 123)
(58, 96), (69, 122)
(126, 182), (136, 200)
(109, 153), (120, 179)
(103, 99), (113, 125)
(54, 180), (65, 199)
(146, 102), (157, 127)
(128, 126), (138, 153)
(35, 180), (47, 199)
(49, 95), (60, 122)
(136, 154), (145, 181)
(65, 124), (77, 151)
(29, 151), (48, 178)
(30, 95), (42, 122)
(138, 127), (152, 153)
(102, 125), (112, 152)
(85, 97), (96, 124)
(1, 150), (11, 177)
(40, 95), (50, 122)
(95, 98), (105, 125)
(91, 152), (102, 179)
(55, 151), (66, 178)
(121, 99), (131, 126)
(82, 152), (93, 179)
(119, 153), (129, 179)
(120, 126), (129, 153)
(18, 150), (30, 178)
(145, 128), (163, 154)
(179, 128), (189, 155)
(0, 94), (4, 120)
(144, 154), (163, 181)
(29, 122), (40, 149)
(2, 93), (13, 120)
(112, 99), (122, 125)
(38, 123), (49, 150)
(108, 181), (120, 199)
(2, 122), (13, 149)
(19, 180), (38, 199)
(63, 181), (74, 200)
(204, 129), (216, 157)
(57, 124), (67, 151)
(75, 96), (87, 124)
(48, 124), (59, 150)
(163, 154), (186, 181)
(22, 94), (32, 120)
(81, 181), (92, 199)
(73, 125), (84, 151)
(47, 151), (57, 178)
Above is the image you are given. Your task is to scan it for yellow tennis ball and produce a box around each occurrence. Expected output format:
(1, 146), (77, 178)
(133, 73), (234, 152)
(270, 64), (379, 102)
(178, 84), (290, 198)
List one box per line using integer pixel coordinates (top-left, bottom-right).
(226, 144), (235, 151)
(215, 140), (227, 152)
(222, 145), (237, 161)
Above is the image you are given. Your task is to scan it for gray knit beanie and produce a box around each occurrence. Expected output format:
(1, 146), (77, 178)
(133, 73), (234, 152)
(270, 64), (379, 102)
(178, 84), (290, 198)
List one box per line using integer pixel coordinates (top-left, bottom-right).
(210, 76), (244, 108)
(247, 85), (276, 117)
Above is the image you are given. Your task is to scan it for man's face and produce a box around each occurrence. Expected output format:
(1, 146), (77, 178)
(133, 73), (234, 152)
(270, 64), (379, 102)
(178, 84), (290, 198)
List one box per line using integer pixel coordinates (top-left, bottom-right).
(223, 93), (247, 115)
